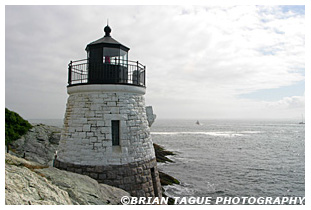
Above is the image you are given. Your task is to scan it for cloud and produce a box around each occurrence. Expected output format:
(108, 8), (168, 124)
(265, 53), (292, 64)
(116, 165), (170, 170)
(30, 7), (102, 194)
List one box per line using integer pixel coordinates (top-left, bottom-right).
(5, 5), (305, 119)
(264, 95), (305, 110)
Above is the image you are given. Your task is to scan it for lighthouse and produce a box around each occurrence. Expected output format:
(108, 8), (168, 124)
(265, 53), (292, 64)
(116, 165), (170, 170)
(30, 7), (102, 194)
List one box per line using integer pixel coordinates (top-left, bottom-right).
(55, 25), (162, 198)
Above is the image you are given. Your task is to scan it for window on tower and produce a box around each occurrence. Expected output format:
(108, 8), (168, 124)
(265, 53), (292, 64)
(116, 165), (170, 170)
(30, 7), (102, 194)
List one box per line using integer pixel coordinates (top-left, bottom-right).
(111, 120), (120, 146)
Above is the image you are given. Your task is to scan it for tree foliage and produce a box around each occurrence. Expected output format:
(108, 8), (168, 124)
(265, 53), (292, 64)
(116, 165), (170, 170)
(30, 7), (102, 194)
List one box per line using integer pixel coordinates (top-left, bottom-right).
(5, 108), (32, 147)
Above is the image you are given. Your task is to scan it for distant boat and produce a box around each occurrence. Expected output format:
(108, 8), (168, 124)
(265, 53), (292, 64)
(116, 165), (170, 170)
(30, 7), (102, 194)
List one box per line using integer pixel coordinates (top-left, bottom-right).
(196, 120), (200, 125)
(299, 114), (305, 124)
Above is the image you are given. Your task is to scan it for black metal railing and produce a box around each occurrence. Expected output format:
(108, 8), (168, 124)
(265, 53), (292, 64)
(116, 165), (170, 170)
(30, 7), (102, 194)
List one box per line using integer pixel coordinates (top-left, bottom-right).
(68, 59), (146, 87)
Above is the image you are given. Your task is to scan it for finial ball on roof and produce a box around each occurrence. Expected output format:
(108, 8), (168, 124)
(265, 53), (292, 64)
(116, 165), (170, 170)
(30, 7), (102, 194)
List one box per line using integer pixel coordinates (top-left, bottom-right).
(104, 25), (111, 37)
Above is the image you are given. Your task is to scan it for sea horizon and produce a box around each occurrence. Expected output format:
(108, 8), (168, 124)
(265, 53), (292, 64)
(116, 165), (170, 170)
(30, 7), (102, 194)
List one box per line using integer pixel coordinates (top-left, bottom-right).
(28, 118), (305, 127)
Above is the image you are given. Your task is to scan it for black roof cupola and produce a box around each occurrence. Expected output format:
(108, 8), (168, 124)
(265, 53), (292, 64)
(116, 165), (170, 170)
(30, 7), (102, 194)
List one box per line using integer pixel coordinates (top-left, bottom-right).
(85, 25), (129, 51)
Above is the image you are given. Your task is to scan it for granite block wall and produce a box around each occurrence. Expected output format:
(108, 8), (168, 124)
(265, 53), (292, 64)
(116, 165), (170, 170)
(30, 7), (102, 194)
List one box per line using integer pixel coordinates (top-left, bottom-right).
(57, 86), (155, 166)
(56, 85), (161, 197)
(54, 158), (162, 197)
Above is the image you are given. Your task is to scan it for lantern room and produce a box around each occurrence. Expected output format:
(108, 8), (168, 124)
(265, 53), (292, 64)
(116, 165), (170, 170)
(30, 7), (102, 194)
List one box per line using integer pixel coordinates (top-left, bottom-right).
(86, 25), (129, 67)
(67, 25), (145, 87)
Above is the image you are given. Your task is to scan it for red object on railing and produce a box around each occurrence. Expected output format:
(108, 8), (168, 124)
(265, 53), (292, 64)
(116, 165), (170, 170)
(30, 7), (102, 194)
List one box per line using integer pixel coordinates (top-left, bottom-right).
(104, 56), (111, 64)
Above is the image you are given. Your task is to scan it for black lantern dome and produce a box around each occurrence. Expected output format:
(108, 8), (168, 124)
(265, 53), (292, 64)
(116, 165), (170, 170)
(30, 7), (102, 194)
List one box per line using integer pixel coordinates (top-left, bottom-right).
(67, 25), (145, 87)
(86, 25), (130, 51)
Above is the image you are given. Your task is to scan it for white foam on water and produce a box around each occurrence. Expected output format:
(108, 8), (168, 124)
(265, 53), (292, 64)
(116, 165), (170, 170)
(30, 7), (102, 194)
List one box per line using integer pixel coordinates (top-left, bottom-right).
(151, 131), (245, 137)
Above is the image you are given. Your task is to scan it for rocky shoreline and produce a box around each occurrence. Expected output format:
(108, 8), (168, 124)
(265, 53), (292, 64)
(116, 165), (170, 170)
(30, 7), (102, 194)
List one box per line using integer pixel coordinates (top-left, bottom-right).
(5, 153), (130, 205)
(6, 123), (179, 205)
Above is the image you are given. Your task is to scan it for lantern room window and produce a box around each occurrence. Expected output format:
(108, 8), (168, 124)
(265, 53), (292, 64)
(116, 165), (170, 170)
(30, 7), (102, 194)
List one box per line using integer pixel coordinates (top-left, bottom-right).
(103, 48), (128, 67)
(120, 49), (128, 67)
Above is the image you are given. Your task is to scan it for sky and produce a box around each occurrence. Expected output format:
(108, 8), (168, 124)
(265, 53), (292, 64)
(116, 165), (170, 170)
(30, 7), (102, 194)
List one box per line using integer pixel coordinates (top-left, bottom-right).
(5, 4), (306, 120)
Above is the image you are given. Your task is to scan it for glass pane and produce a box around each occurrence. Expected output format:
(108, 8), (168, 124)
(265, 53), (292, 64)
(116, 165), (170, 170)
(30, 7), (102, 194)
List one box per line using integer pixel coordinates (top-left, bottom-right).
(103, 47), (120, 64)
(120, 49), (128, 67)
(103, 47), (120, 56)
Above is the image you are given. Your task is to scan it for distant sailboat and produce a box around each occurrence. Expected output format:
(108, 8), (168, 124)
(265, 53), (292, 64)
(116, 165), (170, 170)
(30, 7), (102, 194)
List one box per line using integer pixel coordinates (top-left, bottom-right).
(196, 120), (200, 125)
(299, 114), (305, 124)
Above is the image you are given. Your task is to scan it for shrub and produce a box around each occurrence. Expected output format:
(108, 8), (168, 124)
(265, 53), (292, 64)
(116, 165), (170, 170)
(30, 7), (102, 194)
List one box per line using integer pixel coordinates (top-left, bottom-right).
(5, 108), (32, 151)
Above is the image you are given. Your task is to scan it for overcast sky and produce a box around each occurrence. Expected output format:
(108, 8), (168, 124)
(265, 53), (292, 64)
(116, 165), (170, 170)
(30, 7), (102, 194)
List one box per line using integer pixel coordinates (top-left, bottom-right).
(5, 5), (305, 120)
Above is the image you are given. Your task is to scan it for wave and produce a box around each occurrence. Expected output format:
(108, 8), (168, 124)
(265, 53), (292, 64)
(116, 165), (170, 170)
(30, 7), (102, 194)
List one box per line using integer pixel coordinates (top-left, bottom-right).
(151, 131), (259, 137)
(241, 131), (262, 134)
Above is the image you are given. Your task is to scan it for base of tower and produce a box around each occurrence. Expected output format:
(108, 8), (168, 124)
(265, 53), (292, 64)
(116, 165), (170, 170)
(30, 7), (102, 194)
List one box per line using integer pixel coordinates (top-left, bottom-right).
(54, 158), (162, 198)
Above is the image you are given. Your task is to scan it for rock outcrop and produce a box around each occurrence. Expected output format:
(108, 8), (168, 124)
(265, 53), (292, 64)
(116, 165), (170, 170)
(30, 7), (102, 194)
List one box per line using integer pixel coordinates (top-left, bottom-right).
(11, 124), (61, 166)
(5, 153), (72, 205)
(5, 153), (130, 205)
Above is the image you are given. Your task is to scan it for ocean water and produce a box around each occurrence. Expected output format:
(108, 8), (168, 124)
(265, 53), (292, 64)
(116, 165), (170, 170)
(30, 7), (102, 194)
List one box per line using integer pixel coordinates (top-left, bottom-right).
(150, 119), (305, 204)
(30, 118), (305, 204)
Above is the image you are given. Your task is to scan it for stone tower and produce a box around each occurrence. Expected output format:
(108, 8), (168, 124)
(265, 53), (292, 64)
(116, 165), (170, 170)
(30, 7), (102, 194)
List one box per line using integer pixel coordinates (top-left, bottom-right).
(55, 25), (162, 198)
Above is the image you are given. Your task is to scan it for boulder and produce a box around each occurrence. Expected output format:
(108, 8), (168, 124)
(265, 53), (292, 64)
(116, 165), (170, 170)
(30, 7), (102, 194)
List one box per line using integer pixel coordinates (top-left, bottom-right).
(5, 153), (72, 205)
(5, 153), (130, 205)
(35, 167), (130, 205)
(11, 124), (61, 166)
